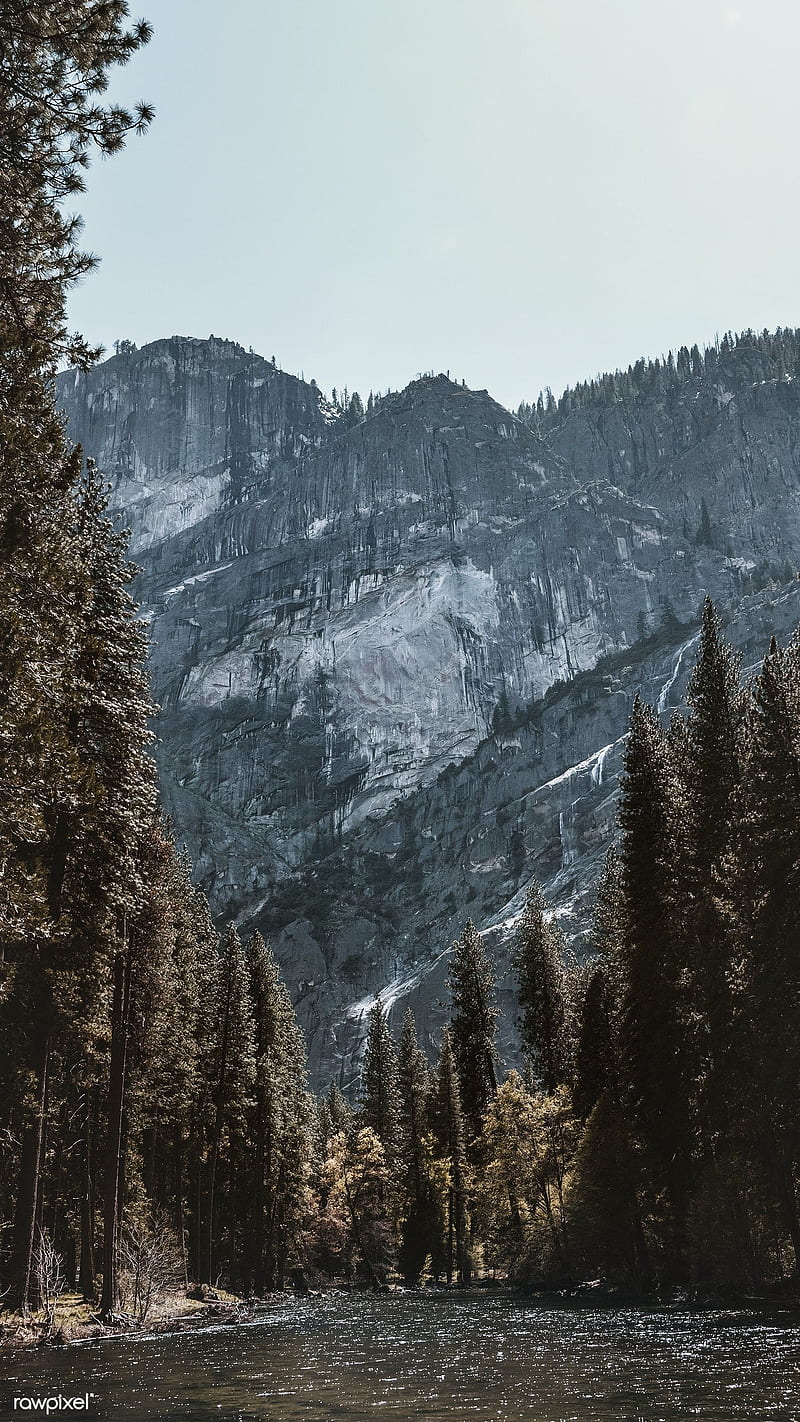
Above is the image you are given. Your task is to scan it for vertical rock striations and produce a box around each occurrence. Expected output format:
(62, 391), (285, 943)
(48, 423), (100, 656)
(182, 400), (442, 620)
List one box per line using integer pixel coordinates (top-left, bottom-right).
(57, 332), (800, 1081)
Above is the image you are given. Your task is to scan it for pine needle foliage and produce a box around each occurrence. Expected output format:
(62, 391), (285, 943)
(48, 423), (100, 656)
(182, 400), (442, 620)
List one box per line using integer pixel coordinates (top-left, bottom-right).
(447, 919), (498, 1138)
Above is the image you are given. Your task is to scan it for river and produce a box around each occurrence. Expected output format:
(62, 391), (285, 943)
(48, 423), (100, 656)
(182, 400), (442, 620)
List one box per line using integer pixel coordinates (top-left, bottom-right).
(1, 1293), (799, 1421)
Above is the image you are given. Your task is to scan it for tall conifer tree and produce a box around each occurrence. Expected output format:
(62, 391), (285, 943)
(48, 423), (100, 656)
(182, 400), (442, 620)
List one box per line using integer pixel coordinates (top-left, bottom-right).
(618, 695), (692, 1255)
(245, 931), (312, 1292)
(514, 884), (572, 1094)
(201, 925), (256, 1285)
(396, 1009), (438, 1282)
(682, 601), (743, 1093)
(734, 636), (800, 1270)
(0, 1), (153, 1316)
(432, 1029), (469, 1285)
(360, 997), (401, 1162)
(447, 921), (498, 1138)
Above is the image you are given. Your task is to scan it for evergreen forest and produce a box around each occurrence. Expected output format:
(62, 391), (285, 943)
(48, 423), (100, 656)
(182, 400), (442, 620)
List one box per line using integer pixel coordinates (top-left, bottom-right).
(2, 3), (800, 1331)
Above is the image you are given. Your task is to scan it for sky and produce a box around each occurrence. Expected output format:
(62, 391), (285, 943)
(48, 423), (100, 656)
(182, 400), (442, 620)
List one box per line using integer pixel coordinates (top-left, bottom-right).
(66, 0), (800, 412)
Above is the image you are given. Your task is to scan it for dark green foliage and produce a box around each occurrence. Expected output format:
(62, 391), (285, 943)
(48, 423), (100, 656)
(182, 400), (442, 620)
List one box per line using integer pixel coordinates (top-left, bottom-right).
(447, 920), (498, 1138)
(514, 884), (573, 1094)
(684, 600), (744, 878)
(326, 1082), (354, 1136)
(679, 601), (744, 1156)
(617, 695), (692, 1241)
(567, 609), (800, 1288)
(200, 925), (256, 1285)
(359, 998), (401, 1162)
(244, 931), (312, 1292)
(0, 0), (153, 373)
(0, 0), (155, 1316)
(0, 2), (333, 1316)
(568, 1091), (647, 1286)
(396, 1010), (439, 1283)
(572, 965), (615, 1121)
(517, 327), (800, 434)
(730, 635), (800, 1270)
(431, 1029), (469, 1285)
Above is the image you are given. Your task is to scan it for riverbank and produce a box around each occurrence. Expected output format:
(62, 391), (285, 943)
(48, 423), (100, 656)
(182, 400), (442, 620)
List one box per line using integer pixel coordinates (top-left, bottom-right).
(0, 1287), (252, 1351)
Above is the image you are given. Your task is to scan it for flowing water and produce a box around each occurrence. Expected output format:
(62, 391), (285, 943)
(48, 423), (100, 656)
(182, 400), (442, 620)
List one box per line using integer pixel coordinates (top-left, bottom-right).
(2, 1293), (800, 1422)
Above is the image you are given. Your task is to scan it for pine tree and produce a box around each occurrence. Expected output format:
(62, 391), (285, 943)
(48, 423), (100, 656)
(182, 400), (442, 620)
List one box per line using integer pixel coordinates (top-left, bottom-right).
(733, 635), (800, 1270)
(681, 600), (744, 1161)
(684, 601), (743, 881)
(567, 1089), (647, 1285)
(4, 462), (158, 1316)
(326, 1082), (354, 1136)
(0, 3), (153, 375)
(359, 998), (401, 1162)
(245, 931), (312, 1293)
(122, 827), (213, 1292)
(617, 695), (692, 1259)
(396, 1010), (438, 1283)
(0, 1), (154, 1317)
(200, 926), (256, 1285)
(431, 1029), (469, 1285)
(74, 467), (158, 1320)
(569, 847), (650, 1286)
(573, 965), (615, 1121)
(447, 920), (498, 1138)
(514, 884), (572, 1094)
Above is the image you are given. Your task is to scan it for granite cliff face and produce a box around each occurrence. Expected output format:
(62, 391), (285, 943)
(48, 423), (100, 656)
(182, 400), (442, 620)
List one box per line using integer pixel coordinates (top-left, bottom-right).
(57, 332), (800, 1082)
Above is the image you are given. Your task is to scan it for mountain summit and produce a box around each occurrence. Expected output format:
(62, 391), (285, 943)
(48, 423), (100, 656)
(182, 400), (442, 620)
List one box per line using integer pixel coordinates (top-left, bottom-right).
(57, 330), (800, 1081)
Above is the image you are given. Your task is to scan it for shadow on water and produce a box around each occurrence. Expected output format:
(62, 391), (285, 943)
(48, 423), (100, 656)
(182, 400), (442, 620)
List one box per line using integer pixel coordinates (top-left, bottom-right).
(2, 1293), (800, 1421)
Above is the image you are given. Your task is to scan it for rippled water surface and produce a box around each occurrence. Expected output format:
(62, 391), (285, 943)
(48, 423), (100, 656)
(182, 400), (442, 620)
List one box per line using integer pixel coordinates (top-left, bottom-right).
(2, 1294), (800, 1421)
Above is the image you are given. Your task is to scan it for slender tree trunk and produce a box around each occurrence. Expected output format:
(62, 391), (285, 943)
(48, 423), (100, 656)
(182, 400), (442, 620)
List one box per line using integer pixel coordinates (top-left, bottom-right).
(79, 1091), (96, 1300)
(205, 974), (234, 1287)
(268, 1154), (287, 1291)
(192, 1137), (205, 1285)
(46, 1093), (69, 1242)
(227, 1146), (240, 1290)
(251, 1101), (266, 1295)
(173, 1124), (189, 1291)
(11, 1031), (50, 1315)
(446, 1185), (454, 1285)
(100, 933), (132, 1320)
(206, 1125), (221, 1286)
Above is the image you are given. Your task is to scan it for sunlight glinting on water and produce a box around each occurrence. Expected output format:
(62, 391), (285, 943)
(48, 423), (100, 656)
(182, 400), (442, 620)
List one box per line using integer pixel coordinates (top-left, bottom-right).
(2, 1295), (800, 1421)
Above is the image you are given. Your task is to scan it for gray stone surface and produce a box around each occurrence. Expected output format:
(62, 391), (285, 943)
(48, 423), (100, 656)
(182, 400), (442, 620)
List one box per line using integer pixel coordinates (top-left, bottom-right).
(57, 337), (800, 1084)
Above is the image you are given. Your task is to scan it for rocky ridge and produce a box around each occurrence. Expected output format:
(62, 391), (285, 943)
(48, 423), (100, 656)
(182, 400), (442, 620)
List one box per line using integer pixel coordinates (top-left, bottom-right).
(57, 331), (800, 1082)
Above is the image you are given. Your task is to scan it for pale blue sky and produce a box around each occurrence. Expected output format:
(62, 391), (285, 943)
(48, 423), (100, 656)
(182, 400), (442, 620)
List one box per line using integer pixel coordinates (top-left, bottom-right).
(67, 0), (800, 410)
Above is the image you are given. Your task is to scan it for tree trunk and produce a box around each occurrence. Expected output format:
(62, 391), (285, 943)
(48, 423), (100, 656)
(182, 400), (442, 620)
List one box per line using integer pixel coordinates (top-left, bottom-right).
(205, 1129), (220, 1286)
(100, 934), (131, 1320)
(173, 1124), (189, 1291)
(79, 1091), (96, 1300)
(251, 1101), (266, 1295)
(11, 1031), (50, 1315)
(446, 1185), (454, 1285)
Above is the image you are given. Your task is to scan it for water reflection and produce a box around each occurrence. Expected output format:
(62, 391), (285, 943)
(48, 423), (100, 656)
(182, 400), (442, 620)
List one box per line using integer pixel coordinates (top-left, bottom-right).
(1, 1294), (799, 1421)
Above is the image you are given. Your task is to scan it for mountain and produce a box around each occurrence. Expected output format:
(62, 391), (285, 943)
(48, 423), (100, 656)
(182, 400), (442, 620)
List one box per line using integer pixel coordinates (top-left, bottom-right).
(56, 328), (800, 1083)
